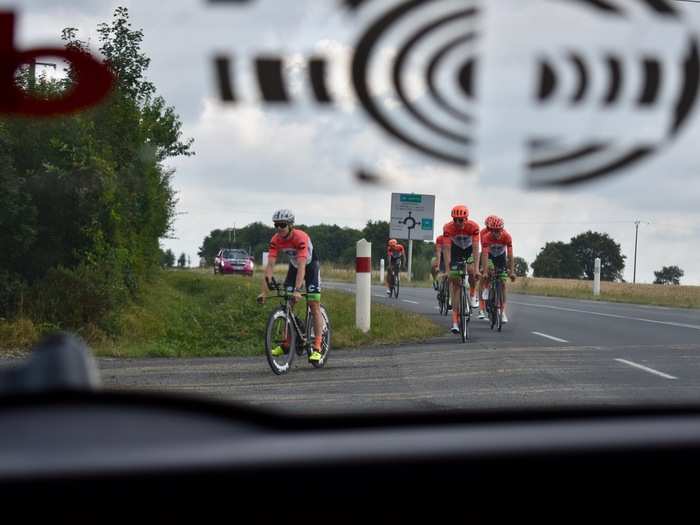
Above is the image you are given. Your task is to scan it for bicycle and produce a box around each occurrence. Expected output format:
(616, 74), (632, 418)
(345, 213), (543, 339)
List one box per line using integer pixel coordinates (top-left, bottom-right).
(388, 262), (400, 298)
(451, 259), (471, 342)
(261, 277), (331, 375)
(486, 268), (509, 332)
(436, 274), (451, 316)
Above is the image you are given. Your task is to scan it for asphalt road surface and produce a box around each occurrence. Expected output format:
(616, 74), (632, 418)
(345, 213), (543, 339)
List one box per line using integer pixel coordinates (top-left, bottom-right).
(97, 281), (700, 414)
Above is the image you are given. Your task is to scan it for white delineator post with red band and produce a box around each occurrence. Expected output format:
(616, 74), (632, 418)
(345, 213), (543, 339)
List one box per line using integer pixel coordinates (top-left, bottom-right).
(356, 239), (371, 333)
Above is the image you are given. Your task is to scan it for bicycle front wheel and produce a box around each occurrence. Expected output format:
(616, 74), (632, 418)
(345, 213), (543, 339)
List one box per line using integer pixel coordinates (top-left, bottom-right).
(394, 274), (400, 298)
(460, 283), (469, 343)
(495, 281), (504, 332)
(264, 307), (296, 375)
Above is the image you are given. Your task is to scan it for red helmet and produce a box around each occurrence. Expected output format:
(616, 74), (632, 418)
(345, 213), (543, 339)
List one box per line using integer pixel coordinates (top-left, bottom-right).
(389, 239), (398, 247)
(451, 205), (469, 219)
(486, 215), (504, 230)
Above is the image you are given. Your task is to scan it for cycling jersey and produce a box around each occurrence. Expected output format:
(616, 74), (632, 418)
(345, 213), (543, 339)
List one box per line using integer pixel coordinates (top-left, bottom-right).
(269, 229), (316, 268)
(387, 244), (405, 261)
(481, 229), (513, 258)
(442, 220), (480, 250)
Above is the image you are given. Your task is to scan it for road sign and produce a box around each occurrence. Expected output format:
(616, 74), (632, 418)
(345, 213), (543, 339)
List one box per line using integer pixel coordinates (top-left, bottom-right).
(390, 193), (435, 241)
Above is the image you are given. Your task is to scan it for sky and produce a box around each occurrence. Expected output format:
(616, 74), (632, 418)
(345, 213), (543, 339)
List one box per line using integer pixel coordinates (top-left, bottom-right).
(9, 0), (700, 284)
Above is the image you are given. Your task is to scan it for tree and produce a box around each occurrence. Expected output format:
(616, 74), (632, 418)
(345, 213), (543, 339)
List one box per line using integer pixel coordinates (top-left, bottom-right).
(654, 266), (684, 285)
(514, 257), (529, 277)
(163, 249), (175, 268)
(177, 253), (186, 268)
(570, 231), (626, 281)
(531, 242), (582, 278)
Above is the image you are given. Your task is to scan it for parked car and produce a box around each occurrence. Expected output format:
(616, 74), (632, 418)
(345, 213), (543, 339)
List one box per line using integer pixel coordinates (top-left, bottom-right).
(214, 248), (254, 276)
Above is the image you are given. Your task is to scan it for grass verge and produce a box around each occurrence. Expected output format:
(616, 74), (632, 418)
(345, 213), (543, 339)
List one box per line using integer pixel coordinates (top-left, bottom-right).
(510, 277), (700, 309)
(91, 270), (442, 358)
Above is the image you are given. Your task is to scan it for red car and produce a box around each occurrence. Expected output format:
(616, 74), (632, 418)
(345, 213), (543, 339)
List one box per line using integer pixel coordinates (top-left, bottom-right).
(214, 248), (254, 276)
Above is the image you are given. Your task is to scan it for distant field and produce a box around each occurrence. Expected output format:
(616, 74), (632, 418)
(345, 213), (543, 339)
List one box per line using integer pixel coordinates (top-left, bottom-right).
(313, 265), (700, 309)
(510, 277), (700, 309)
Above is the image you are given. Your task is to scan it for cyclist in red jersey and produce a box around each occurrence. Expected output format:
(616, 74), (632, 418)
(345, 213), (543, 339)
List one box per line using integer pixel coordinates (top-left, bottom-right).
(257, 209), (325, 362)
(479, 215), (516, 323)
(431, 234), (446, 290)
(385, 239), (405, 295)
(442, 205), (481, 334)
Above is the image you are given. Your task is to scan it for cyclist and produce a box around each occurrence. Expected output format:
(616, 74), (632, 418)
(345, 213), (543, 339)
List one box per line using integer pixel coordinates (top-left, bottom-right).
(477, 222), (490, 320)
(479, 215), (516, 323)
(257, 209), (324, 362)
(442, 205), (481, 334)
(386, 239), (405, 295)
(431, 234), (446, 290)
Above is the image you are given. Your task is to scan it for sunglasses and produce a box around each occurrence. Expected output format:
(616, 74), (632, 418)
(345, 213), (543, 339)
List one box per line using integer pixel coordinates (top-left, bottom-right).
(454, 218), (465, 222)
(274, 222), (288, 229)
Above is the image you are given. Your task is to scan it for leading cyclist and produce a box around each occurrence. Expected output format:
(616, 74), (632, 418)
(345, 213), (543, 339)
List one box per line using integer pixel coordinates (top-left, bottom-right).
(442, 205), (481, 334)
(479, 215), (516, 323)
(257, 209), (324, 362)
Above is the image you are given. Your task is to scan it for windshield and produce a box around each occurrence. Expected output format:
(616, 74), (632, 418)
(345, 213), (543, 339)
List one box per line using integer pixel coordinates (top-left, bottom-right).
(223, 250), (247, 259)
(1, 0), (699, 415)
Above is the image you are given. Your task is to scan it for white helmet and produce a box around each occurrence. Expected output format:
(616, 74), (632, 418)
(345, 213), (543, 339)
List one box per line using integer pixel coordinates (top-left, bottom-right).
(272, 209), (295, 224)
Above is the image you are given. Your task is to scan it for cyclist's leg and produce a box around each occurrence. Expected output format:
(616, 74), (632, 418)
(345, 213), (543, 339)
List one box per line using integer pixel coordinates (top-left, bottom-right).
(276, 264), (297, 352)
(305, 260), (323, 357)
(494, 254), (508, 317)
(465, 248), (477, 305)
(449, 245), (465, 328)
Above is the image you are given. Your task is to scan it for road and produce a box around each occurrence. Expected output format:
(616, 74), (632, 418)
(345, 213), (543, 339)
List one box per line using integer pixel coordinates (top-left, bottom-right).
(98, 281), (700, 414)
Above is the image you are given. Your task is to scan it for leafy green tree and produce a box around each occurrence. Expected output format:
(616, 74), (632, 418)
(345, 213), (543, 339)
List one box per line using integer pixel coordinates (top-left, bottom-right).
(531, 242), (582, 278)
(654, 265), (684, 285)
(0, 7), (193, 328)
(514, 256), (529, 277)
(570, 231), (626, 281)
(177, 253), (186, 268)
(161, 249), (175, 268)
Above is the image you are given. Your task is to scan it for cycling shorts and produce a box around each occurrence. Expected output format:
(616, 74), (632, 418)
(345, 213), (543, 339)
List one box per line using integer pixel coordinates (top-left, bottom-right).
(284, 259), (321, 301)
(488, 253), (508, 273)
(450, 245), (474, 276)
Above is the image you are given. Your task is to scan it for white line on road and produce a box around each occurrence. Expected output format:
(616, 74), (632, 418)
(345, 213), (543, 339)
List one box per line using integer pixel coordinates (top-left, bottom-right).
(512, 301), (700, 331)
(615, 359), (677, 380)
(402, 300), (419, 304)
(531, 331), (569, 343)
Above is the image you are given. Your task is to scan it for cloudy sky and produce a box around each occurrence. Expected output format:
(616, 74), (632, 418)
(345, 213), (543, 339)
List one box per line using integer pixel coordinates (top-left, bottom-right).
(10, 0), (700, 284)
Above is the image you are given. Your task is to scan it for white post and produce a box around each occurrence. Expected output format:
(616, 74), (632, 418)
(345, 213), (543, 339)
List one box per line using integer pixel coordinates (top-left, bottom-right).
(593, 257), (601, 296)
(356, 239), (371, 333)
(262, 251), (269, 268)
(379, 258), (385, 283)
(407, 239), (413, 282)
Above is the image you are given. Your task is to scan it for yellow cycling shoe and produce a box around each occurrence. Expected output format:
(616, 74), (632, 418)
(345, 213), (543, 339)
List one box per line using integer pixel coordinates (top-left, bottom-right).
(271, 345), (286, 357)
(309, 350), (323, 362)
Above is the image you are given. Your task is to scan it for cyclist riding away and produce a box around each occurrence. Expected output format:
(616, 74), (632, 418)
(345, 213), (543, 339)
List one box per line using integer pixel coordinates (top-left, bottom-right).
(431, 234), (446, 290)
(386, 239), (405, 296)
(479, 215), (516, 323)
(257, 209), (325, 362)
(442, 205), (481, 334)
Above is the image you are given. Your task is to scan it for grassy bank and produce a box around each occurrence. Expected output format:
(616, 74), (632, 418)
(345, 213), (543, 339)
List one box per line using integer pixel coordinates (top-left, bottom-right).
(94, 270), (442, 358)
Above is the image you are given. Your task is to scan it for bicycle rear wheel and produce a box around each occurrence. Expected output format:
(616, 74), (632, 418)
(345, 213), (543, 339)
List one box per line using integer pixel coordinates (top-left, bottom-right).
(264, 307), (296, 375)
(309, 305), (331, 369)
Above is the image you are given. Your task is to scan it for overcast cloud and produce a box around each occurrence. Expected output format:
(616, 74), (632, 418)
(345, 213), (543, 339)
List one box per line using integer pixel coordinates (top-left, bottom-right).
(11, 0), (700, 284)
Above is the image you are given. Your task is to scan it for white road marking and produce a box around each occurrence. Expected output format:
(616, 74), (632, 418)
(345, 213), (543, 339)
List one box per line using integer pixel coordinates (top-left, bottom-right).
(512, 301), (700, 331)
(402, 300), (419, 304)
(615, 359), (677, 380)
(531, 331), (569, 343)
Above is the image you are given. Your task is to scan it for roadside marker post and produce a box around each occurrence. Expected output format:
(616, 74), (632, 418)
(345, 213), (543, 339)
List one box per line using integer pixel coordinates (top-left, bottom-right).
(380, 258), (385, 283)
(593, 257), (601, 296)
(356, 239), (372, 333)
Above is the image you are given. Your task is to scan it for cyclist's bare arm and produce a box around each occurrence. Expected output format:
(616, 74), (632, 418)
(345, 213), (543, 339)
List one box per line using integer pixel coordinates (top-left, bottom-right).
(443, 244), (451, 275)
(507, 247), (515, 280)
(472, 236), (481, 278)
(262, 256), (277, 292)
